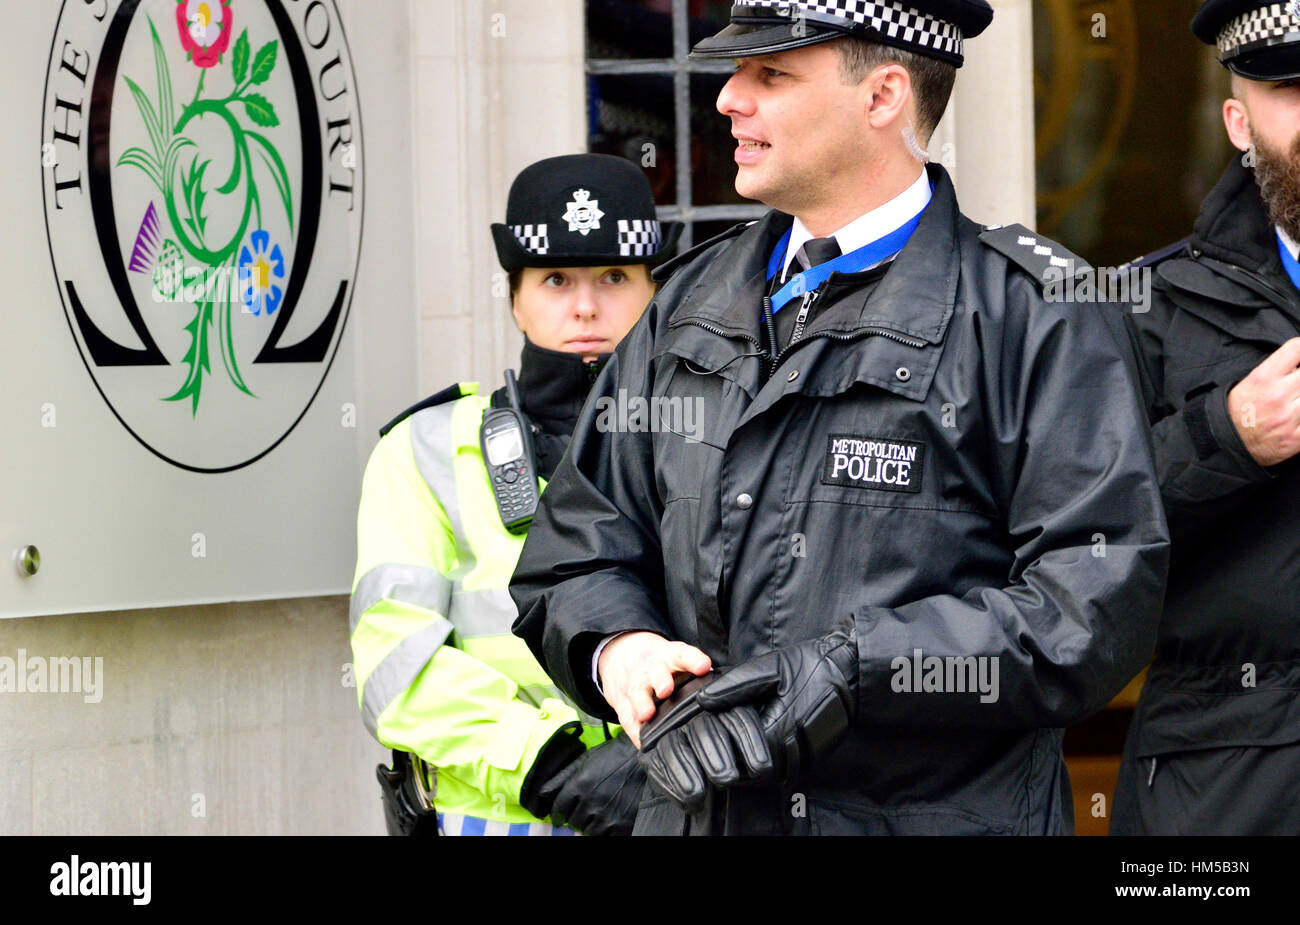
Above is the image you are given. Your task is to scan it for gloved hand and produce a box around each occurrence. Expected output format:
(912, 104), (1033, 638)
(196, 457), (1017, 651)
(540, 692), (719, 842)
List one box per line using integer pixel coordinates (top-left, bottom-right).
(548, 734), (647, 836)
(519, 726), (646, 835)
(638, 628), (858, 811)
(638, 700), (771, 813)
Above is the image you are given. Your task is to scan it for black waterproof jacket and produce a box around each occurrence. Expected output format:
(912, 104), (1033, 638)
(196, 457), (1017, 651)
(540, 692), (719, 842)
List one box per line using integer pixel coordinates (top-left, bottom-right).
(1112, 159), (1300, 835)
(512, 164), (1170, 835)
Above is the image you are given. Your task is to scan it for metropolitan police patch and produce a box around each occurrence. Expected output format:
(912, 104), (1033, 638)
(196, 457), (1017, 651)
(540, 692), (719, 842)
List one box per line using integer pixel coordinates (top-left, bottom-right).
(821, 434), (925, 494)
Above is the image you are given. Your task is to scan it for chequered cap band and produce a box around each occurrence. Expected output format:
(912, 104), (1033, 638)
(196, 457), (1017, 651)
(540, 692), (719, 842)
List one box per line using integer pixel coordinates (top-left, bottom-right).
(1217, 3), (1300, 59)
(511, 223), (549, 255)
(734, 0), (964, 60)
(617, 219), (662, 257)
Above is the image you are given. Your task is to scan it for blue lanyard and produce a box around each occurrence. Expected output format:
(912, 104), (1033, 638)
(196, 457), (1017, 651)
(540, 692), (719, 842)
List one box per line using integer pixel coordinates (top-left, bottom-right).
(1277, 231), (1300, 292)
(766, 200), (930, 315)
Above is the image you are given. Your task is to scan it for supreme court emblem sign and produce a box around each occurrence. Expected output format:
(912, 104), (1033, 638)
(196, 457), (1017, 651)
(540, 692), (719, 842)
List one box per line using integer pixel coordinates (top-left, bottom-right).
(42, 0), (363, 472)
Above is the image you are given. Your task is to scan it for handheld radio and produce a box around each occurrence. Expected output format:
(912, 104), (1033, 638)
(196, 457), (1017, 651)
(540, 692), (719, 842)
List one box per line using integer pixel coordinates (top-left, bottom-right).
(480, 370), (539, 534)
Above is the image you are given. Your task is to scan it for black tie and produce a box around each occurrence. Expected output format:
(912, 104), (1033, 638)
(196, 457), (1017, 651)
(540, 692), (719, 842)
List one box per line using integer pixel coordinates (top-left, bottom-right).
(794, 236), (841, 274)
(772, 236), (842, 351)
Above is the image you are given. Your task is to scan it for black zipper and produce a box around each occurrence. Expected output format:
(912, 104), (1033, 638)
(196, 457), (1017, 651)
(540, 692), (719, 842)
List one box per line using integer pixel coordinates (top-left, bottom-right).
(669, 316), (765, 350)
(670, 308), (929, 383)
(789, 289), (818, 346)
(769, 325), (927, 373)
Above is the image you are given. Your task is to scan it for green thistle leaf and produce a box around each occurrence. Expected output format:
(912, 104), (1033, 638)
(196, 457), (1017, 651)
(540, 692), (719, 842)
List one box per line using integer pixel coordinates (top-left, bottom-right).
(122, 76), (164, 161)
(242, 93), (279, 127)
(148, 18), (173, 140)
(232, 29), (250, 85)
(117, 146), (162, 190)
(247, 131), (294, 235)
(164, 300), (213, 415)
(250, 40), (278, 85)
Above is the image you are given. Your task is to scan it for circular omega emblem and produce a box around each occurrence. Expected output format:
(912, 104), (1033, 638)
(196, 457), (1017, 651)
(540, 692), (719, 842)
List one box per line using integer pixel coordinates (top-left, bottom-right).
(42, 0), (364, 472)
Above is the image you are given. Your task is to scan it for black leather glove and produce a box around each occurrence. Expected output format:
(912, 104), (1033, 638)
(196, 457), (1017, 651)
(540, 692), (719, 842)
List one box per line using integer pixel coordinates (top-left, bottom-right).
(520, 725), (646, 835)
(639, 701), (771, 813)
(548, 734), (647, 836)
(519, 721), (586, 820)
(639, 629), (858, 811)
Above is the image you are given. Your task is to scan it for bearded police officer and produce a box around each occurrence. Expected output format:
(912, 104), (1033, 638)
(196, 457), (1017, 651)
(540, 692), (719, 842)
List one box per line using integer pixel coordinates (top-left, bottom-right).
(511, 0), (1169, 835)
(1112, 1), (1300, 836)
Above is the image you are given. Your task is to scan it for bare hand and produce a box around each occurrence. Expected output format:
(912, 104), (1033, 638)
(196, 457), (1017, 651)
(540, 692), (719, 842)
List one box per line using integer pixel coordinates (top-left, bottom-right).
(597, 632), (711, 748)
(1227, 337), (1300, 467)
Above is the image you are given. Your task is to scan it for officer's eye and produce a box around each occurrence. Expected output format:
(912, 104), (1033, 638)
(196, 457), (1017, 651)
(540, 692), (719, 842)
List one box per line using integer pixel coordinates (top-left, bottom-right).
(603, 268), (629, 284)
(543, 272), (567, 287)
(762, 67), (784, 79)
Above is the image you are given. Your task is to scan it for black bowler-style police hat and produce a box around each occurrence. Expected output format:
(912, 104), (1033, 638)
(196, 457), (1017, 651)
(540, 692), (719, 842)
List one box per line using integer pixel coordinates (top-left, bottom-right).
(690, 0), (994, 67)
(491, 154), (682, 273)
(1193, 0), (1300, 80)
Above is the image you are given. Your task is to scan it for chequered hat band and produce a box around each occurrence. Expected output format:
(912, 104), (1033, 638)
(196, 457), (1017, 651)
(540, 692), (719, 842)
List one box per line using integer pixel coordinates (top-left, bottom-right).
(1217, 3), (1300, 58)
(511, 223), (549, 255)
(735, 0), (964, 60)
(617, 220), (662, 257)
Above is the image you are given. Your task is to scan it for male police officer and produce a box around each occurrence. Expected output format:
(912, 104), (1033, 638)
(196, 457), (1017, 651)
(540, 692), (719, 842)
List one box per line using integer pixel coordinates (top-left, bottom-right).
(512, 0), (1169, 835)
(1112, 0), (1300, 836)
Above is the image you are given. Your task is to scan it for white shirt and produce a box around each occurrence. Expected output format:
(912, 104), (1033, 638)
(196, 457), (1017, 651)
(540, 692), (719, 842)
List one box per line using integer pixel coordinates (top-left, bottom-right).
(779, 168), (933, 283)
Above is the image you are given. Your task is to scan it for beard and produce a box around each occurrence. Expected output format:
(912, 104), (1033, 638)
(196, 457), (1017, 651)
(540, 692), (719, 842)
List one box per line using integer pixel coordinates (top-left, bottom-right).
(1251, 127), (1300, 243)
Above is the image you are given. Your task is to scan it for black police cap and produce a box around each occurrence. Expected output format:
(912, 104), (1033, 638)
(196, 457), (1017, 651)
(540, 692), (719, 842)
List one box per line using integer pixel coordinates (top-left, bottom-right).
(1193, 0), (1300, 80)
(689, 0), (994, 67)
(491, 154), (682, 273)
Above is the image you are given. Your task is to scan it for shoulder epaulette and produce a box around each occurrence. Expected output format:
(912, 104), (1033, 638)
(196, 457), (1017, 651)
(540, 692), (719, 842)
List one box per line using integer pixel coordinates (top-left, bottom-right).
(979, 223), (1091, 288)
(378, 382), (473, 438)
(1116, 235), (1193, 274)
(651, 221), (751, 283)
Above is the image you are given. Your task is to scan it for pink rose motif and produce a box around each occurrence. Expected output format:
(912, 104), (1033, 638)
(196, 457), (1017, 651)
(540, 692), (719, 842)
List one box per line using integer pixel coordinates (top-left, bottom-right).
(176, 0), (232, 69)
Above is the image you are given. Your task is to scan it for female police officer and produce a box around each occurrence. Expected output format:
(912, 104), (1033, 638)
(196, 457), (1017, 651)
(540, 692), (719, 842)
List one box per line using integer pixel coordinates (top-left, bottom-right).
(350, 154), (679, 835)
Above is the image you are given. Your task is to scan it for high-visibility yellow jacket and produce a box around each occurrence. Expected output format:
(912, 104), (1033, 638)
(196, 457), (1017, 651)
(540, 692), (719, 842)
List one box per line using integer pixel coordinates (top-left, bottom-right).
(350, 383), (607, 827)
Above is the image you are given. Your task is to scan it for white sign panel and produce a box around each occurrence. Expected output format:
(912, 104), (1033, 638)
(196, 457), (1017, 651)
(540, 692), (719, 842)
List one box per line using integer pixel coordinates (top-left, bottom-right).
(3, 0), (366, 616)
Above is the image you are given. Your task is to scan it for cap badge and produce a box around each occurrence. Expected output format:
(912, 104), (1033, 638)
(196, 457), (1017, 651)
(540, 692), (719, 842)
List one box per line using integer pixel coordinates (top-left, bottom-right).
(563, 189), (604, 236)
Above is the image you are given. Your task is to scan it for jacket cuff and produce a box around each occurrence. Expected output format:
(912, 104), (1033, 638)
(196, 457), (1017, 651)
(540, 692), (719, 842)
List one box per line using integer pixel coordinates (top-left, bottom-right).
(1202, 381), (1276, 483)
(485, 698), (581, 802)
(568, 632), (624, 720)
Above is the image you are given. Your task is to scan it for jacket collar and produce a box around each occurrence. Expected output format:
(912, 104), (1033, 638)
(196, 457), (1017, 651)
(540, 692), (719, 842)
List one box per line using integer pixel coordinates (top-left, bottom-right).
(1193, 156), (1279, 276)
(1160, 157), (1300, 338)
(502, 336), (605, 429)
(669, 163), (959, 345)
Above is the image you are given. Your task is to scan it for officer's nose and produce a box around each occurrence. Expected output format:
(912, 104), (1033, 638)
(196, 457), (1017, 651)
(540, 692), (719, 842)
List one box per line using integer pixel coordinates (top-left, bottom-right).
(573, 278), (598, 320)
(717, 67), (754, 118)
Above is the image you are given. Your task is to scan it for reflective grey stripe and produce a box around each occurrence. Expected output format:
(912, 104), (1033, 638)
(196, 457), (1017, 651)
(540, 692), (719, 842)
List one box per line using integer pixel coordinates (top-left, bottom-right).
(519, 683), (605, 728)
(350, 563), (453, 635)
(360, 617), (454, 736)
(518, 683), (564, 709)
(410, 401), (477, 578)
(448, 586), (519, 639)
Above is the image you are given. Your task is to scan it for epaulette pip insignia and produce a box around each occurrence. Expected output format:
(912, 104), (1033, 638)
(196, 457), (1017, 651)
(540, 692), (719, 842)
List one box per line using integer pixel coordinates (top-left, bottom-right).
(979, 223), (1090, 289)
